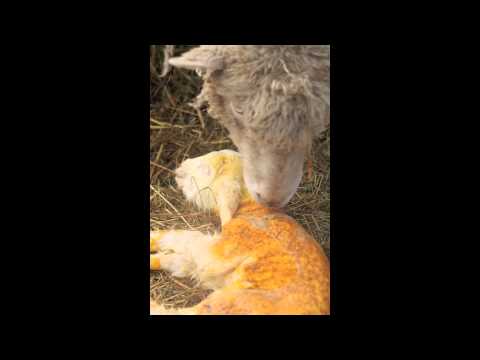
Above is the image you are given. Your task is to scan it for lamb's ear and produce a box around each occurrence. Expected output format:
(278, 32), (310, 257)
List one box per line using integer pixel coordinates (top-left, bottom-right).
(217, 181), (241, 227)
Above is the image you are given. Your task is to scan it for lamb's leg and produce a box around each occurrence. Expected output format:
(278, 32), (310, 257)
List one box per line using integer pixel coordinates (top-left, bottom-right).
(150, 230), (168, 252)
(150, 230), (168, 270)
(150, 230), (222, 315)
(150, 230), (216, 277)
(151, 289), (279, 315)
(150, 230), (247, 289)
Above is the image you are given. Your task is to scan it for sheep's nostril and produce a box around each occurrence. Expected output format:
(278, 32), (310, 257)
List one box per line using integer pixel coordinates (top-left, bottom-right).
(255, 192), (262, 200)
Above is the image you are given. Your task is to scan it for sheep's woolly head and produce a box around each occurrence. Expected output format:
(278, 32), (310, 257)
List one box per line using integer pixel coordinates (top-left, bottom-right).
(169, 45), (330, 208)
(168, 45), (330, 144)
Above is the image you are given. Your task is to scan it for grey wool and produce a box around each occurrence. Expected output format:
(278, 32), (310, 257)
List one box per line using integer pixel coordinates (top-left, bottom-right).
(167, 45), (330, 153)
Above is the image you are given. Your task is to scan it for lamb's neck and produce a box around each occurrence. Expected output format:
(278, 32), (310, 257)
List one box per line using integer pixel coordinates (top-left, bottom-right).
(235, 199), (282, 217)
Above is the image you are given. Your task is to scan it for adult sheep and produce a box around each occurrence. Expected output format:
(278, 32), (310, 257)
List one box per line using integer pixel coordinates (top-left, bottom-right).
(163, 45), (330, 208)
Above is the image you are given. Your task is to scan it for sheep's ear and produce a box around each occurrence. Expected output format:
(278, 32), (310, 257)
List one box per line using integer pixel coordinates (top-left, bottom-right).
(169, 55), (224, 75)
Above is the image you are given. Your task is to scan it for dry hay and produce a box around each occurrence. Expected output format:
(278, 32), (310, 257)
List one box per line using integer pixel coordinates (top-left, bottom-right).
(150, 45), (330, 309)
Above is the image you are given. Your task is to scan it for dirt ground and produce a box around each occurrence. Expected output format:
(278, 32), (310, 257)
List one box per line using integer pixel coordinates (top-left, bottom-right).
(149, 45), (330, 309)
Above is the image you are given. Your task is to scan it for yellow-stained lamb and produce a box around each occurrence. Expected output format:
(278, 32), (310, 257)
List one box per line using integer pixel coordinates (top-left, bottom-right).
(150, 150), (329, 315)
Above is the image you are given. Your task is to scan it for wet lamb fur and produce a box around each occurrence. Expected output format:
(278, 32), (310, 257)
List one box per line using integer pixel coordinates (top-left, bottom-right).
(150, 150), (330, 315)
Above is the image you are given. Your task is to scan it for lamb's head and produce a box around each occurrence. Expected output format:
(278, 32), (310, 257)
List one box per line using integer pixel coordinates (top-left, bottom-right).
(175, 150), (250, 224)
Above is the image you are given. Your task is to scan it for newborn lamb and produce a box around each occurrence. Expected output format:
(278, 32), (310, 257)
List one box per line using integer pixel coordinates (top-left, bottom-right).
(150, 150), (330, 315)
